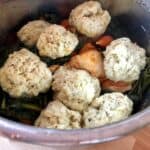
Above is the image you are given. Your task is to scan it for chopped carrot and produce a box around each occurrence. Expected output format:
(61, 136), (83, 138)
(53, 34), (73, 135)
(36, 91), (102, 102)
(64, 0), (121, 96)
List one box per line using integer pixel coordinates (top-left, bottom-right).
(60, 19), (76, 33)
(96, 35), (113, 47)
(100, 78), (132, 93)
(61, 19), (70, 29)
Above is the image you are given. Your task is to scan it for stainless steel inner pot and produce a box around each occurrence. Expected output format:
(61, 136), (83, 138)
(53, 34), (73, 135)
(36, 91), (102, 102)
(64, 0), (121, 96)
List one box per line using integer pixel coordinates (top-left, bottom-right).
(0, 0), (149, 147)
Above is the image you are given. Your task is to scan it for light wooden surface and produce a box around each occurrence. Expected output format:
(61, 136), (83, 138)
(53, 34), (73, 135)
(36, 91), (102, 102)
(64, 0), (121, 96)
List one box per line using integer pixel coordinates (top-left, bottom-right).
(87, 126), (150, 150)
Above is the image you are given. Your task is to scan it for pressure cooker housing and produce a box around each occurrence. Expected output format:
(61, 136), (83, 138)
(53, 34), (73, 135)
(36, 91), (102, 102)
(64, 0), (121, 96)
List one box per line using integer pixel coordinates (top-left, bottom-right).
(0, 0), (149, 147)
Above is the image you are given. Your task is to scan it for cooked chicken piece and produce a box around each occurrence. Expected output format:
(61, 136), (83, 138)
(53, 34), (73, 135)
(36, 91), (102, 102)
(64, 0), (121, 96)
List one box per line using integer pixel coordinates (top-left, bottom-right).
(68, 43), (105, 78)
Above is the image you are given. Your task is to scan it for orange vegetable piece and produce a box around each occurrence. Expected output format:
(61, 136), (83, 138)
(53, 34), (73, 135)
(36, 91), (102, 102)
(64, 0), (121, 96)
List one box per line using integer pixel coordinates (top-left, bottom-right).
(60, 19), (76, 33)
(101, 78), (132, 93)
(68, 43), (105, 78)
(96, 35), (113, 47)
(79, 43), (96, 54)
(61, 19), (70, 29)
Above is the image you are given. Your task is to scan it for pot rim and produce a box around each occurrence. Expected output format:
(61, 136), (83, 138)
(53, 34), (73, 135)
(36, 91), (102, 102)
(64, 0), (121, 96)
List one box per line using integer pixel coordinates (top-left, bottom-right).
(0, 106), (149, 146)
(0, 0), (149, 146)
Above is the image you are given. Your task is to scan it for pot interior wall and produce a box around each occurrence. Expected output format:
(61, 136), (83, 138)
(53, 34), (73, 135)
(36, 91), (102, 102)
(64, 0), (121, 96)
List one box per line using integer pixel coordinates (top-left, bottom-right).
(0, 0), (149, 51)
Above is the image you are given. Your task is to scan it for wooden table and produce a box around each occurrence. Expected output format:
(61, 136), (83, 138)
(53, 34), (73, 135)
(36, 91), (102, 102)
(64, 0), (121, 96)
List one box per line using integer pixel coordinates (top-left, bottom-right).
(87, 126), (150, 150)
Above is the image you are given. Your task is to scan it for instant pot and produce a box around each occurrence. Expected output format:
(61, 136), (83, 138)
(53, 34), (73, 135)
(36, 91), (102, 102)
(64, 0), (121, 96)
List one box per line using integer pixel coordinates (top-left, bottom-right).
(0, 0), (149, 149)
